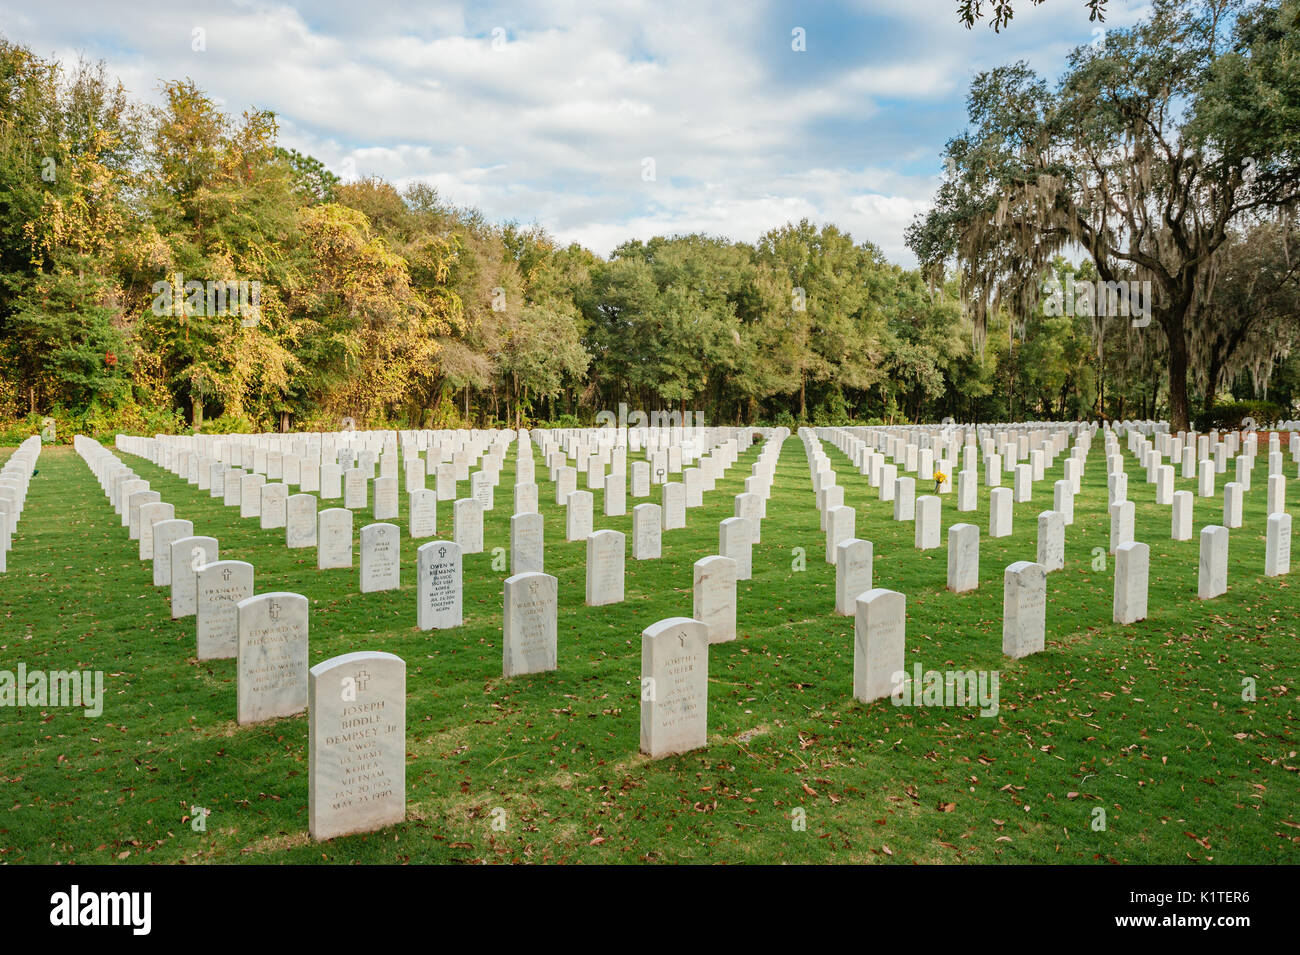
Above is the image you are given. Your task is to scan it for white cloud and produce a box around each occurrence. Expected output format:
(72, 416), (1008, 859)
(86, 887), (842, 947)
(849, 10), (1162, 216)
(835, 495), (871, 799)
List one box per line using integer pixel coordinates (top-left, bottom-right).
(3, 0), (1123, 265)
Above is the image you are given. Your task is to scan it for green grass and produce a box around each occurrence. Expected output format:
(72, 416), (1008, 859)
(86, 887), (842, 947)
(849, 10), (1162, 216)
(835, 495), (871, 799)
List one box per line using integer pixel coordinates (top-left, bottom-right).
(0, 434), (1296, 864)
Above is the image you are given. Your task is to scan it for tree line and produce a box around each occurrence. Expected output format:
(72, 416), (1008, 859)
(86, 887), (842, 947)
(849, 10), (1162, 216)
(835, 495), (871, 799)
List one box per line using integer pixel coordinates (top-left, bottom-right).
(2, 2), (1297, 439)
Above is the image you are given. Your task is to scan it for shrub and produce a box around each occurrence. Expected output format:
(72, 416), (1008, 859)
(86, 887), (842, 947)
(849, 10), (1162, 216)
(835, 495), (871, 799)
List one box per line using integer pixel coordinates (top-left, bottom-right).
(767, 410), (797, 431)
(536, 413), (581, 429)
(1193, 400), (1285, 432)
(0, 414), (42, 446)
(0, 402), (186, 445)
(199, 412), (264, 435)
(82, 400), (185, 439)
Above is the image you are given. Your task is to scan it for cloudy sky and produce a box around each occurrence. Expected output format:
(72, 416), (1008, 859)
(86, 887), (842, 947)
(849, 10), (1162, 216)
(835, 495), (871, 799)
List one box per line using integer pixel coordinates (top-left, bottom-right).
(5, 0), (1148, 264)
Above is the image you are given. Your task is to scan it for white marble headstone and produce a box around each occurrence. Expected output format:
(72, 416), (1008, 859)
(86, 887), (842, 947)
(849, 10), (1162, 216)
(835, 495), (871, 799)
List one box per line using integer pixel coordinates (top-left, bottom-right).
(1113, 541), (1149, 624)
(914, 495), (940, 550)
(947, 523), (979, 593)
(152, 518), (194, 586)
(170, 536), (217, 619)
(693, 555), (737, 644)
(360, 522), (401, 593)
(585, 529), (625, 606)
(566, 489), (594, 541)
(1198, 525), (1228, 599)
(197, 559), (254, 660)
(853, 588), (905, 703)
(834, 538), (873, 616)
(510, 511), (544, 576)
(309, 650), (405, 841)
(417, 540), (463, 630)
(1266, 512), (1292, 577)
(632, 503), (662, 559)
(502, 572), (558, 677)
(640, 617), (708, 759)
(1002, 561), (1046, 658)
(1037, 510), (1065, 572)
(719, 517), (753, 580)
(260, 482), (288, 530)
(318, 507), (354, 570)
(409, 488), (437, 538)
(453, 498), (484, 554)
(237, 591), (309, 724)
(287, 493), (318, 548)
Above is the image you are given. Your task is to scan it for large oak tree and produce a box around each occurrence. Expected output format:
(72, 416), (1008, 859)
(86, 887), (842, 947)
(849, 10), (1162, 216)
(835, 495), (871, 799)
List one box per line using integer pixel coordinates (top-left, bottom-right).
(911, 0), (1300, 430)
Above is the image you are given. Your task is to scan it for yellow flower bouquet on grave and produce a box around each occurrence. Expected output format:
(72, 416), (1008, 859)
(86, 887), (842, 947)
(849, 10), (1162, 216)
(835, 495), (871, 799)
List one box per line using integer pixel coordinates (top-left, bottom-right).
(933, 470), (948, 493)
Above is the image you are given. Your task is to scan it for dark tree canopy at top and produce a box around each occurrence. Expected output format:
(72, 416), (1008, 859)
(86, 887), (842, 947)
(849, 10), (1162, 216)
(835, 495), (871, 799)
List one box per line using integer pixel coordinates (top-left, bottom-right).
(958, 0), (1108, 31)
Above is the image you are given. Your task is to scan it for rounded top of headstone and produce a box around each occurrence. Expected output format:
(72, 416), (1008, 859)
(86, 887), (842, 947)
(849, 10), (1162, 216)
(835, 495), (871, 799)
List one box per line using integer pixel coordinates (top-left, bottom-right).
(236, 590), (307, 612)
(641, 616), (708, 641)
(198, 559), (253, 579)
(310, 649), (405, 679)
(694, 554), (737, 572)
(417, 539), (461, 557)
(504, 570), (556, 588)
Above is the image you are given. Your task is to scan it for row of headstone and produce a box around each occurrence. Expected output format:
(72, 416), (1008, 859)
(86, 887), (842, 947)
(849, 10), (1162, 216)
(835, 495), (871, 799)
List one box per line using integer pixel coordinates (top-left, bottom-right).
(811, 423), (1291, 712)
(119, 427), (751, 648)
(117, 430), (511, 548)
(92, 431), (1016, 774)
(0, 435), (42, 572)
(850, 555), (1051, 707)
(836, 421), (1286, 599)
(83, 435), (409, 845)
(531, 430), (785, 570)
(542, 428), (773, 526)
(122, 428), (759, 836)
(1107, 428), (1293, 578)
(97, 421), (1295, 839)
(119, 432), (501, 572)
(119, 428), (780, 600)
(130, 426), (512, 493)
(807, 426), (1086, 552)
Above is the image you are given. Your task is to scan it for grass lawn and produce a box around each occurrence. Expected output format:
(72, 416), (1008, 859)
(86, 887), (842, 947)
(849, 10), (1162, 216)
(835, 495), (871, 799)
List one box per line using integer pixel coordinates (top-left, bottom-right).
(0, 433), (1295, 863)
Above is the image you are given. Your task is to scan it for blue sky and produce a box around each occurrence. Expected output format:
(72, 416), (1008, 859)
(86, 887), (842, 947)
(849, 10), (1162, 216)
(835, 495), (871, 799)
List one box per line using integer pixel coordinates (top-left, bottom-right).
(4, 0), (1149, 264)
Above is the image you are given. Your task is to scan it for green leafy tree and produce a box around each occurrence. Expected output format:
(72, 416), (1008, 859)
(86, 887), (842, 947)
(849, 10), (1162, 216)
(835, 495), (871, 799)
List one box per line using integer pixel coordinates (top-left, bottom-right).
(911, 0), (1300, 430)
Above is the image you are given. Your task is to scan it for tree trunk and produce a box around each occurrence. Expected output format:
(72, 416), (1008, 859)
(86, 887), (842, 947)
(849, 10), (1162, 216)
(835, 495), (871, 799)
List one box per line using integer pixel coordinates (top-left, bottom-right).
(192, 397), (203, 430)
(1097, 357), (1105, 420)
(1164, 309), (1191, 432)
(1006, 342), (1016, 420)
(1203, 345), (1223, 418)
